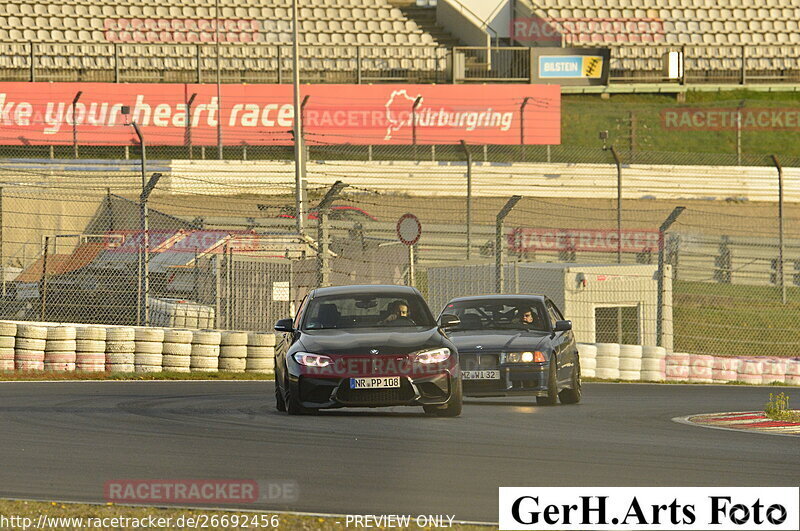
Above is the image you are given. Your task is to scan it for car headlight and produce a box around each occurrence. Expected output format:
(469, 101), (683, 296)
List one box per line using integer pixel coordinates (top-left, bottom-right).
(505, 351), (546, 363)
(414, 348), (451, 364)
(293, 352), (333, 367)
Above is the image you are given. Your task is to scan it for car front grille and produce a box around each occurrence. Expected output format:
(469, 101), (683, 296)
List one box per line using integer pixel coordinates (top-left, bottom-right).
(459, 352), (500, 370)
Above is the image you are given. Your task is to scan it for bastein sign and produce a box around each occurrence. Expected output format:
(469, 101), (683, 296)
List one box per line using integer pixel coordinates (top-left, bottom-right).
(529, 47), (610, 86)
(0, 82), (560, 146)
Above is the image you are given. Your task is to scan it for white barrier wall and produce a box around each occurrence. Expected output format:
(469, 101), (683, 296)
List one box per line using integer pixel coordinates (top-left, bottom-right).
(0, 320), (275, 375)
(164, 160), (800, 202)
(579, 342), (799, 386)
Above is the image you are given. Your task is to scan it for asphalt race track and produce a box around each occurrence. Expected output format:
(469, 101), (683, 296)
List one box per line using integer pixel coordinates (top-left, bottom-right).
(0, 381), (797, 523)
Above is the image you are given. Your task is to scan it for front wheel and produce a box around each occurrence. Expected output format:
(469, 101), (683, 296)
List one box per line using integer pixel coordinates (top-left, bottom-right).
(536, 357), (559, 406)
(559, 362), (581, 404)
(423, 378), (462, 417)
(285, 373), (314, 415)
(275, 377), (286, 412)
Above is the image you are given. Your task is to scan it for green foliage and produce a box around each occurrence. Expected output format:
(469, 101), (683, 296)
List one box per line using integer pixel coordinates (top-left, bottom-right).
(764, 392), (800, 422)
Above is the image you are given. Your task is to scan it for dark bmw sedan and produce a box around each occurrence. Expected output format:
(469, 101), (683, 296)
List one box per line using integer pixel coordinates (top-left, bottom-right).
(274, 285), (462, 416)
(439, 295), (581, 405)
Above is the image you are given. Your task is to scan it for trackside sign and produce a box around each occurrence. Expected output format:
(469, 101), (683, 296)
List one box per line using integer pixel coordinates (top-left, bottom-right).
(0, 82), (560, 145)
(508, 228), (661, 253)
(499, 487), (799, 530)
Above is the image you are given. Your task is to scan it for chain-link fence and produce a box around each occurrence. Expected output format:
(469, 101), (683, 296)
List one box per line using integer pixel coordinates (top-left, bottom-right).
(0, 151), (796, 359)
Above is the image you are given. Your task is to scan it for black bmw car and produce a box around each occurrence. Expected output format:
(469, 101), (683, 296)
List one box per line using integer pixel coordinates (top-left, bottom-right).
(439, 295), (581, 405)
(274, 285), (462, 416)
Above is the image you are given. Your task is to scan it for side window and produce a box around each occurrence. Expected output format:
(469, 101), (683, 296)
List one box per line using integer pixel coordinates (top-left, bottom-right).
(293, 295), (309, 329)
(546, 302), (560, 327)
(549, 300), (565, 321)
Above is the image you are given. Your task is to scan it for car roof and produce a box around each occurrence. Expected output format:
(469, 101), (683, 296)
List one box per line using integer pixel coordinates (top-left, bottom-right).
(446, 294), (548, 303)
(311, 285), (418, 297)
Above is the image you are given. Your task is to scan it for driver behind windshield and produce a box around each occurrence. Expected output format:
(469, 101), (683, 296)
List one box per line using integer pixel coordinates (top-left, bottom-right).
(379, 300), (410, 324)
(517, 306), (538, 327)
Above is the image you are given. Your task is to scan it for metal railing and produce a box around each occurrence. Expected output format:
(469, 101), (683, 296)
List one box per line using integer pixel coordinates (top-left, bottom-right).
(2, 42), (800, 85)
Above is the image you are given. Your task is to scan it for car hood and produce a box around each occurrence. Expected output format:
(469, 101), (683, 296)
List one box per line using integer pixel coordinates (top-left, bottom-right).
(448, 330), (551, 352)
(298, 327), (448, 356)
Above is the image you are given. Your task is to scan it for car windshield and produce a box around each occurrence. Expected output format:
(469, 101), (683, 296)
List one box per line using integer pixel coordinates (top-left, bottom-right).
(443, 299), (549, 332)
(302, 293), (435, 330)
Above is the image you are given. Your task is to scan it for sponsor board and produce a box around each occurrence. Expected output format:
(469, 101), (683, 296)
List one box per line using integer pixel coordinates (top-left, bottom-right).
(662, 108), (800, 131)
(539, 55), (604, 79)
(528, 48), (610, 86)
(499, 487), (799, 530)
(508, 228), (661, 253)
(0, 82), (560, 145)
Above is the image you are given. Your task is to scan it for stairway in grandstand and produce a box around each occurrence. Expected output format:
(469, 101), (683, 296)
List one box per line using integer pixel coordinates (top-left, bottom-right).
(387, 0), (463, 48)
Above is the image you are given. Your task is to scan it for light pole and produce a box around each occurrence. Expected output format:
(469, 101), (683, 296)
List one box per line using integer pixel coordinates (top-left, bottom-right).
(129, 119), (148, 326)
(459, 139), (473, 260)
(292, 0), (306, 236)
(215, 0), (223, 159)
(72, 91), (82, 158)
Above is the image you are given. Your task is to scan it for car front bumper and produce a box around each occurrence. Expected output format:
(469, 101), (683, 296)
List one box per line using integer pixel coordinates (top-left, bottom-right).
(462, 362), (549, 397)
(292, 372), (454, 409)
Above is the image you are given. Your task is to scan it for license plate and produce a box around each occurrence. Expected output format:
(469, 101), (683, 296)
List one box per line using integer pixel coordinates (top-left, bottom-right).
(349, 377), (401, 389)
(462, 370), (500, 380)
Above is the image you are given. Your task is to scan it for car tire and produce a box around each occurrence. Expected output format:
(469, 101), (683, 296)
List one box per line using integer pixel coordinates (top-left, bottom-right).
(275, 373), (287, 412)
(423, 378), (463, 417)
(285, 373), (313, 415)
(559, 362), (582, 405)
(536, 357), (559, 406)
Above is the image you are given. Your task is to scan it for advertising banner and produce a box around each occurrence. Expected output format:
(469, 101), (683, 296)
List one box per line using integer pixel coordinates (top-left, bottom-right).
(508, 228), (661, 253)
(0, 82), (561, 146)
(528, 47), (610, 86)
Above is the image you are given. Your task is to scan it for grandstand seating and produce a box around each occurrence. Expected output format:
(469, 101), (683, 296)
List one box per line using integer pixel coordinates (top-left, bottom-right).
(0, 0), (444, 80)
(0, 0), (797, 81)
(523, 0), (800, 75)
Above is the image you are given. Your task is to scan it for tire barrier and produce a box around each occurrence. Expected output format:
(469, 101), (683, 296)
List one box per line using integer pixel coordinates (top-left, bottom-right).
(577, 343), (597, 379)
(134, 327), (164, 373)
(0, 321), (15, 371)
(246, 332), (276, 374)
(15, 324), (47, 371)
(712, 356), (739, 383)
(762, 359), (787, 385)
(191, 330), (221, 372)
(219, 331), (248, 373)
(618, 345), (643, 381)
(149, 298), (215, 329)
(665, 352), (690, 382)
(688, 354), (714, 384)
(162, 329), (193, 373)
(594, 343), (620, 380)
(104, 327), (134, 373)
(1, 320), (281, 376)
(641, 346), (667, 381)
(8, 322), (799, 385)
(737, 359), (764, 385)
(44, 326), (78, 372)
(786, 360), (800, 386)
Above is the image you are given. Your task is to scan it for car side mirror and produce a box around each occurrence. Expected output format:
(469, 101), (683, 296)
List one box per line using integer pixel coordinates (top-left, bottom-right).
(554, 320), (572, 332)
(439, 314), (461, 329)
(274, 318), (294, 333)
